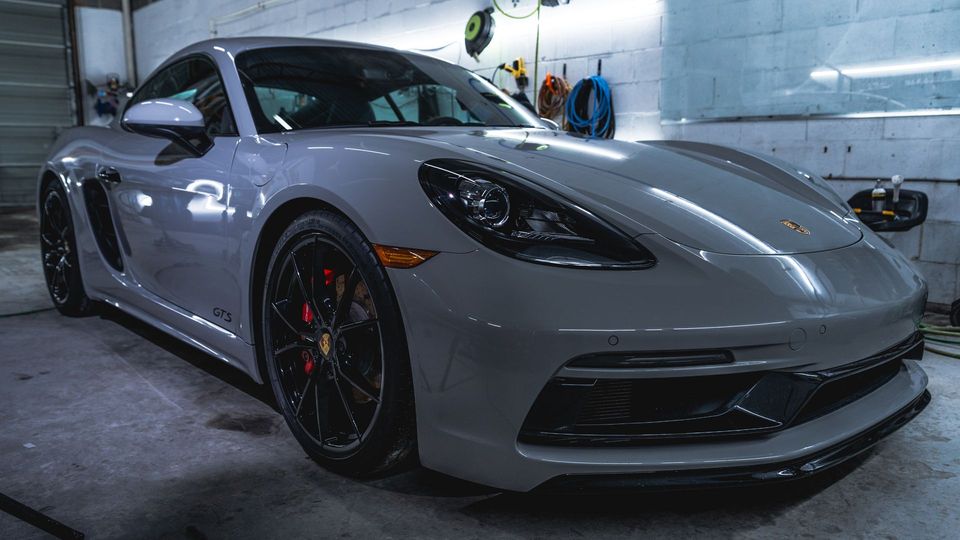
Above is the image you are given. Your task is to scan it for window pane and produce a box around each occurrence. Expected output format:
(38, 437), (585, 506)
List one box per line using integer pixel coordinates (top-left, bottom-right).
(369, 96), (399, 121)
(132, 58), (236, 136)
(236, 46), (541, 133)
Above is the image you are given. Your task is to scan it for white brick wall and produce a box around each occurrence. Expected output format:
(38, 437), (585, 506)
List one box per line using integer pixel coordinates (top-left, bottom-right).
(133, 0), (667, 141)
(127, 0), (960, 304)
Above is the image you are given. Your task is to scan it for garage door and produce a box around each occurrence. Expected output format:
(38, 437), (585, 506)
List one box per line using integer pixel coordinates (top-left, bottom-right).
(0, 0), (77, 206)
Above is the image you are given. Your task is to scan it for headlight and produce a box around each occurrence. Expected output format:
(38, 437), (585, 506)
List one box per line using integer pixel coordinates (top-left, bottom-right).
(418, 159), (656, 269)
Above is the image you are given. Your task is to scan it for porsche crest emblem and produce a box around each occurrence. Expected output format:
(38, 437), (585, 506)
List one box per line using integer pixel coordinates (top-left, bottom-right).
(780, 219), (810, 235)
(319, 332), (332, 357)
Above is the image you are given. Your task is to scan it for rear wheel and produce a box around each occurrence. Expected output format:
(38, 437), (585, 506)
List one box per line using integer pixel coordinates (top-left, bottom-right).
(262, 210), (416, 476)
(40, 181), (93, 316)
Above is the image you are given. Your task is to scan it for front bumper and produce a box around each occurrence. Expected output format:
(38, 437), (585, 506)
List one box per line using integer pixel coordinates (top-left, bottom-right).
(520, 332), (924, 445)
(536, 388), (931, 492)
(388, 234), (929, 491)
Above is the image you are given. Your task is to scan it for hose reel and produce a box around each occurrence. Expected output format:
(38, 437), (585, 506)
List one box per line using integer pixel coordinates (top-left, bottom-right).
(465, 8), (495, 60)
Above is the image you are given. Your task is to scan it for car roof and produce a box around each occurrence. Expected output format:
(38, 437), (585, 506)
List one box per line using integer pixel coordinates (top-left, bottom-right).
(167, 36), (401, 65)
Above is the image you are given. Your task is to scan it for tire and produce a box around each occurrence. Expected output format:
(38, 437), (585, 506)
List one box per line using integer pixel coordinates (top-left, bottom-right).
(40, 180), (94, 317)
(950, 297), (960, 328)
(261, 210), (416, 476)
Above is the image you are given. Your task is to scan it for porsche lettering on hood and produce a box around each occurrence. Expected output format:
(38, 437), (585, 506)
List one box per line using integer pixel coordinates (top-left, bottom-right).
(416, 129), (863, 255)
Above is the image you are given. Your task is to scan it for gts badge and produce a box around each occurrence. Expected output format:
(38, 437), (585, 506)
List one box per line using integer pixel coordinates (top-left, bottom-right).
(780, 219), (810, 235)
(213, 307), (233, 323)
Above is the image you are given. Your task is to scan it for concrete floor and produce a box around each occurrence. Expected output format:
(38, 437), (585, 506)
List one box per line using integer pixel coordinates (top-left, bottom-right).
(0, 208), (49, 316)
(1, 208), (959, 539)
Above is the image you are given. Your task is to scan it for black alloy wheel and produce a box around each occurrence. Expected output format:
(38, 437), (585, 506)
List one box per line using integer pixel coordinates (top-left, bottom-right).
(40, 181), (93, 316)
(263, 210), (415, 476)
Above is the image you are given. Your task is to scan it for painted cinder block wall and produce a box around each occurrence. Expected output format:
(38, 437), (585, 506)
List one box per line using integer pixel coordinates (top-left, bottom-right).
(658, 0), (960, 306)
(129, 0), (960, 304)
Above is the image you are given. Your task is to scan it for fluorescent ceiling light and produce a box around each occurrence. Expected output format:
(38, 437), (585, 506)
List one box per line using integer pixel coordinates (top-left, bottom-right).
(841, 108), (960, 119)
(811, 57), (960, 80)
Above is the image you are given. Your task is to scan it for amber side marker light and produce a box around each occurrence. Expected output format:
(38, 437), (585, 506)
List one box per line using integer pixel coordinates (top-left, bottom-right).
(373, 244), (438, 268)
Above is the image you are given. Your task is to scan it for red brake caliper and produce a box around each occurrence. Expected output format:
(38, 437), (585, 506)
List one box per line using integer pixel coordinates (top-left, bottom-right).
(301, 349), (314, 375)
(301, 304), (314, 375)
(299, 268), (334, 376)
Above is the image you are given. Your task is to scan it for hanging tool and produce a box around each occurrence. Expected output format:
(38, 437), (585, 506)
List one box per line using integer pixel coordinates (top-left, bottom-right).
(498, 57), (536, 113)
(501, 57), (530, 93)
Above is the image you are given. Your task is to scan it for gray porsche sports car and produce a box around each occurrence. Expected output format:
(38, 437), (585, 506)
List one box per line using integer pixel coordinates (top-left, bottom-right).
(38, 37), (930, 492)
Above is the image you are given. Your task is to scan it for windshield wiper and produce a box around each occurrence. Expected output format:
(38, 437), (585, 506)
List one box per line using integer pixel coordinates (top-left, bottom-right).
(367, 120), (421, 127)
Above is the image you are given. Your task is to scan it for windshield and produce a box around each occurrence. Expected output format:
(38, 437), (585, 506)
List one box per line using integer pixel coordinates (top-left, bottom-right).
(235, 46), (543, 133)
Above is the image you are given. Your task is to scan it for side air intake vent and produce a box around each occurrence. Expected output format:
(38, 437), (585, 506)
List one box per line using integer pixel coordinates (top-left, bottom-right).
(82, 179), (123, 271)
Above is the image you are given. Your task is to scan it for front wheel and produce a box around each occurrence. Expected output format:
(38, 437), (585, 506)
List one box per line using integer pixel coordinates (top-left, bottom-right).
(40, 180), (94, 316)
(262, 210), (416, 476)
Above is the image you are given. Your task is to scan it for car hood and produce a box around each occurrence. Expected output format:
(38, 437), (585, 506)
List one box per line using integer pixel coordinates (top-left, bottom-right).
(414, 128), (862, 256)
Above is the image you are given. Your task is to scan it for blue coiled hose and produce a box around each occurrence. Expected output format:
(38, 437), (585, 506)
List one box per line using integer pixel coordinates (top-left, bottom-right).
(565, 75), (615, 138)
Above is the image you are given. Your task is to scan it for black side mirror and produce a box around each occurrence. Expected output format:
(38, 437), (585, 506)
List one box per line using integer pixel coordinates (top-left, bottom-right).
(847, 188), (928, 232)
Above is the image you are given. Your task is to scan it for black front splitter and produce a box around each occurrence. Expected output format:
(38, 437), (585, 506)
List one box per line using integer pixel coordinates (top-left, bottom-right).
(534, 389), (931, 493)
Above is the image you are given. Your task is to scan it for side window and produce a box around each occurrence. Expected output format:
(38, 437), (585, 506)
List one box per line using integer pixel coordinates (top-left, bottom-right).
(130, 57), (237, 136)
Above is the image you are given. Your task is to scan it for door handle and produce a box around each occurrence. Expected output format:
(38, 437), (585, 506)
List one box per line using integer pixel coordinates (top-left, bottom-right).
(97, 167), (122, 185)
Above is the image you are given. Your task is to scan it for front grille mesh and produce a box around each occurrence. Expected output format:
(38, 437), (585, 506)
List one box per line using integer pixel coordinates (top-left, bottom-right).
(578, 380), (632, 423)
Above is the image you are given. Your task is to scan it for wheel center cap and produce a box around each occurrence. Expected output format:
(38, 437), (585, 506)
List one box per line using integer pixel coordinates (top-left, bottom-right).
(319, 332), (333, 358)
